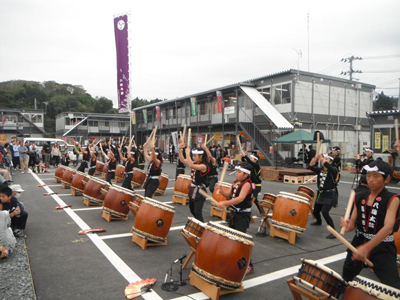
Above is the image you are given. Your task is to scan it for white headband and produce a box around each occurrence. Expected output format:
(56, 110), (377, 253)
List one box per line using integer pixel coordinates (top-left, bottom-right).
(192, 149), (204, 155)
(235, 166), (251, 175)
(149, 152), (159, 156)
(323, 154), (334, 161)
(363, 165), (385, 175)
(365, 148), (374, 153)
(250, 155), (259, 161)
(130, 152), (135, 155)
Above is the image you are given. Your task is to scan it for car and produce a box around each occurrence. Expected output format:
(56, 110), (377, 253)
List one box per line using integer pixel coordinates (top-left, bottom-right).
(22, 138), (82, 161)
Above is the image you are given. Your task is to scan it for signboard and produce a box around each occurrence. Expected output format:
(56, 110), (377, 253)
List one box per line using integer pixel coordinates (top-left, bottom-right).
(197, 135), (205, 146)
(224, 106), (235, 115)
(216, 91), (223, 113)
(382, 135), (389, 152)
(374, 132), (381, 149)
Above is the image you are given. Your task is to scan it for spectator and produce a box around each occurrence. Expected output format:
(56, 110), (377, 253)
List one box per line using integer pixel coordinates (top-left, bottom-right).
(3, 152), (13, 176)
(306, 145), (316, 167)
(61, 153), (72, 166)
(29, 142), (38, 172)
(169, 142), (175, 164)
(0, 210), (16, 258)
(18, 141), (30, 173)
(12, 141), (20, 170)
(51, 142), (61, 167)
(42, 141), (51, 167)
(0, 186), (28, 238)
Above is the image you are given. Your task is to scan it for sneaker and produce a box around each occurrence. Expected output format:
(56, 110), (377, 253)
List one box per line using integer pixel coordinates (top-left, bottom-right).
(13, 230), (26, 238)
(246, 265), (254, 275)
(326, 233), (335, 239)
(310, 221), (322, 226)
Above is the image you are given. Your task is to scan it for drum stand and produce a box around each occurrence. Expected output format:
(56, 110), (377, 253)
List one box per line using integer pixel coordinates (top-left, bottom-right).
(257, 202), (273, 237)
(210, 206), (227, 221)
(154, 189), (166, 196)
(131, 232), (168, 250)
(54, 178), (61, 183)
(71, 188), (83, 196)
(172, 194), (188, 206)
(83, 197), (103, 207)
(101, 210), (128, 222)
(180, 230), (197, 269)
(61, 183), (70, 189)
(270, 226), (299, 245)
(189, 270), (244, 300)
(286, 278), (330, 300)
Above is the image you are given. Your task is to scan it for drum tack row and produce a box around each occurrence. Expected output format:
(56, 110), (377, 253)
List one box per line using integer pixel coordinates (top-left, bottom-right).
(53, 165), (256, 299)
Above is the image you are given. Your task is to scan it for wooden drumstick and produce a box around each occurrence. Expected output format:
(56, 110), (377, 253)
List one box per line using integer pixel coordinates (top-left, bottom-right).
(316, 132), (321, 156)
(216, 162), (228, 195)
(152, 126), (158, 144)
(340, 190), (356, 235)
(395, 119), (399, 149)
(204, 134), (208, 147)
(182, 124), (187, 143)
(198, 189), (220, 207)
(237, 135), (242, 150)
(205, 136), (214, 145)
(326, 225), (374, 267)
(188, 128), (191, 148)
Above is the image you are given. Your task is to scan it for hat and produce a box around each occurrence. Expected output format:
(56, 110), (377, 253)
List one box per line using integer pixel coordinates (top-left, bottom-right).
(332, 146), (340, 152)
(365, 148), (374, 153)
(10, 184), (25, 193)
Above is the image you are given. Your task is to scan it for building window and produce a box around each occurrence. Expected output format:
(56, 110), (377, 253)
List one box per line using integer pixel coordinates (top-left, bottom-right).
(89, 120), (98, 127)
(105, 121), (109, 126)
(200, 101), (207, 115)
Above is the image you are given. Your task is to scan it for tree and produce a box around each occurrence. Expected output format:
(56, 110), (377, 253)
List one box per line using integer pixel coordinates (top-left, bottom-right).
(94, 97), (115, 113)
(373, 92), (398, 110)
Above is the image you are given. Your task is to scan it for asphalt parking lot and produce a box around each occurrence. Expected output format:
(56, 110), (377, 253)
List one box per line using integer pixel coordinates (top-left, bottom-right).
(18, 162), (395, 300)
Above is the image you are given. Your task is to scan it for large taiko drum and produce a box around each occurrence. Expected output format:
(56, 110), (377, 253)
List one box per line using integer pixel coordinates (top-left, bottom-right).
(101, 163), (109, 179)
(296, 185), (315, 202)
(131, 168), (146, 188)
(61, 167), (76, 188)
(294, 259), (346, 300)
(83, 176), (109, 205)
(155, 173), (169, 196)
(115, 164), (125, 182)
(132, 198), (175, 243)
(128, 194), (144, 217)
(103, 185), (135, 218)
(95, 161), (105, 175)
(212, 182), (232, 202)
(271, 192), (310, 234)
(71, 171), (89, 195)
(183, 217), (206, 241)
(343, 276), (400, 300)
(193, 222), (254, 290)
(55, 165), (67, 183)
(262, 193), (277, 206)
(174, 175), (191, 197)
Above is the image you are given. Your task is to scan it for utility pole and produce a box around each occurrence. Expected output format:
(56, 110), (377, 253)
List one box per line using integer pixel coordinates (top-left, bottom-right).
(398, 78), (400, 109)
(341, 56), (362, 80)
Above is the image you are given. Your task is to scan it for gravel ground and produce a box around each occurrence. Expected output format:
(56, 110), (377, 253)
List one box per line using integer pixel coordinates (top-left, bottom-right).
(0, 238), (36, 300)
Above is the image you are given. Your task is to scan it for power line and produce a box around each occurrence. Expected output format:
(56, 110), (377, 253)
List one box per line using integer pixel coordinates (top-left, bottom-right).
(362, 69), (400, 73)
(362, 54), (400, 60)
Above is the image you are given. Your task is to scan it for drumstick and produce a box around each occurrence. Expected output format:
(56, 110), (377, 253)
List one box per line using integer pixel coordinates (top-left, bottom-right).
(188, 128), (191, 148)
(198, 189), (220, 207)
(303, 175), (317, 185)
(216, 162), (228, 195)
(326, 225), (374, 267)
(340, 190), (356, 235)
(205, 136), (214, 145)
(152, 126), (158, 145)
(237, 135), (242, 150)
(396, 119), (399, 145)
(204, 134), (208, 147)
(79, 136), (82, 145)
(183, 125), (187, 143)
(316, 132), (321, 156)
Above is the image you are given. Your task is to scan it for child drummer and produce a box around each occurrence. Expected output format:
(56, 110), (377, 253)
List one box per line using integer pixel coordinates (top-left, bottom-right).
(309, 153), (339, 239)
(340, 160), (400, 288)
(215, 162), (255, 274)
(118, 137), (136, 191)
(142, 138), (163, 198)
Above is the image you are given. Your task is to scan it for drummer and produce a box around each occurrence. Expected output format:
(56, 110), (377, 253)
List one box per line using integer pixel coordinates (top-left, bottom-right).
(73, 140), (90, 173)
(201, 143), (218, 193)
(240, 149), (263, 215)
(100, 140), (117, 185)
(340, 160), (400, 289)
(87, 140), (99, 176)
(178, 140), (209, 222)
(215, 162), (255, 275)
(331, 146), (342, 207)
(309, 153), (339, 239)
(118, 138), (136, 191)
(142, 139), (163, 198)
(137, 145), (146, 170)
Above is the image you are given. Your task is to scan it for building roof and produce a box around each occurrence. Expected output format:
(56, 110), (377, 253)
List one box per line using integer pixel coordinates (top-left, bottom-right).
(366, 110), (400, 116)
(56, 111), (129, 119)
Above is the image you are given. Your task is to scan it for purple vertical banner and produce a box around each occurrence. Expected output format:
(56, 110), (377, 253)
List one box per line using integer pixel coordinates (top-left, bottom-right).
(114, 14), (129, 113)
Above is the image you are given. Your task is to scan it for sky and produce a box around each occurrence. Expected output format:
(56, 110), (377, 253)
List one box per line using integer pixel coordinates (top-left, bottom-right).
(1, 0), (399, 109)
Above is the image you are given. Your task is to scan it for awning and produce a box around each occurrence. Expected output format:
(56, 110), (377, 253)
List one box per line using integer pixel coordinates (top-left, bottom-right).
(240, 86), (293, 130)
(272, 129), (331, 144)
(63, 116), (89, 137)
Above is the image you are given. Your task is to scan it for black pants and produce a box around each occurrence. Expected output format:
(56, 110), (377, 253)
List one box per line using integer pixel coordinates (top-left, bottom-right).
(145, 178), (159, 198)
(77, 161), (88, 172)
(342, 237), (400, 289)
(11, 210), (28, 230)
(208, 176), (218, 193)
(53, 156), (60, 166)
(88, 167), (96, 176)
(169, 153), (174, 163)
(138, 163), (145, 170)
(313, 202), (335, 228)
(29, 155), (36, 168)
(333, 187), (339, 207)
(106, 171), (115, 185)
(122, 174), (133, 190)
(189, 197), (205, 222)
(176, 168), (185, 179)
(12, 156), (20, 169)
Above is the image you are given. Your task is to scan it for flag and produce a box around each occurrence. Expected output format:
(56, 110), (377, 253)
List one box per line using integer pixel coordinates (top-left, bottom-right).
(190, 97), (197, 116)
(114, 14), (130, 113)
(143, 109), (147, 123)
(171, 132), (179, 149)
(131, 111), (136, 125)
(216, 91), (223, 113)
(156, 106), (161, 122)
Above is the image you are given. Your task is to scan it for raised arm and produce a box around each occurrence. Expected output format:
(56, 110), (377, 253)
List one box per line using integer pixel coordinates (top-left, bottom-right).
(202, 143), (217, 166)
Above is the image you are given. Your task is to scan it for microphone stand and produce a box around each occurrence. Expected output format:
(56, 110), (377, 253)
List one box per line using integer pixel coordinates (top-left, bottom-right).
(178, 257), (186, 286)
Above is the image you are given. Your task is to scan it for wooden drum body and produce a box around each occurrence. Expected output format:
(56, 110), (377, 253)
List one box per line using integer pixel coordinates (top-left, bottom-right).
(103, 186), (135, 218)
(101, 164), (109, 179)
(128, 194), (144, 217)
(115, 164), (125, 181)
(83, 176), (109, 205)
(193, 222), (254, 290)
(95, 161), (104, 175)
(262, 193), (277, 206)
(212, 182), (232, 202)
(174, 175), (192, 197)
(155, 173), (169, 195)
(183, 217), (206, 240)
(132, 198), (175, 243)
(131, 168), (146, 187)
(294, 259), (346, 300)
(343, 276), (400, 300)
(296, 185), (315, 202)
(271, 192), (310, 234)
(61, 167), (76, 188)
(71, 171), (89, 194)
(55, 165), (67, 182)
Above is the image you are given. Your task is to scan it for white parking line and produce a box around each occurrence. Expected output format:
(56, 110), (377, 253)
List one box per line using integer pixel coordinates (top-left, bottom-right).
(72, 207), (103, 212)
(30, 172), (163, 300)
